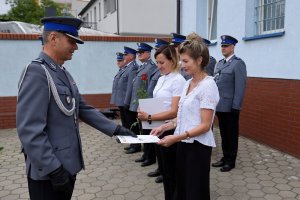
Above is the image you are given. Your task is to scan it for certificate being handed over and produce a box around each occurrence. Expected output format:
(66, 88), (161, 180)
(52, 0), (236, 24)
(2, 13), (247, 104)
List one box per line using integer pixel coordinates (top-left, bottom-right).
(139, 97), (167, 129)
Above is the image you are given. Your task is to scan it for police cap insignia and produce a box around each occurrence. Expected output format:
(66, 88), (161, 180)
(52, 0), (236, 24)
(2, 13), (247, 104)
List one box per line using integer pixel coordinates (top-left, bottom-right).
(220, 35), (238, 46)
(137, 43), (153, 52)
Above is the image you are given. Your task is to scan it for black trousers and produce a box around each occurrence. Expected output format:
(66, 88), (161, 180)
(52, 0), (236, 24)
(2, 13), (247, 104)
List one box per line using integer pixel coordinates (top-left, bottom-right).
(27, 177), (75, 200)
(216, 111), (240, 166)
(123, 108), (141, 150)
(176, 141), (212, 200)
(141, 129), (156, 162)
(160, 130), (177, 200)
(118, 106), (127, 128)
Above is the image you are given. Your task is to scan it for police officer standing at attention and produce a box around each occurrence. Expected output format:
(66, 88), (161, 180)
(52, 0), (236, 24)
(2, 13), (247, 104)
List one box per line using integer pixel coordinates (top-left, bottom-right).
(171, 33), (190, 80)
(16, 16), (136, 200)
(212, 35), (247, 172)
(135, 39), (168, 167)
(110, 52), (127, 126)
(124, 42), (157, 154)
(121, 46), (139, 151)
(202, 38), (217, 76)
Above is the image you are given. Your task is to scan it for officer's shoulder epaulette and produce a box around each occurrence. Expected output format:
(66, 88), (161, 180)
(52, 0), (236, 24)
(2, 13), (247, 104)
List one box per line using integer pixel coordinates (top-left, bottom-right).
(150, 60), (156, 66)
(32, 58), (45, 64)
(234, 57), (241, 60)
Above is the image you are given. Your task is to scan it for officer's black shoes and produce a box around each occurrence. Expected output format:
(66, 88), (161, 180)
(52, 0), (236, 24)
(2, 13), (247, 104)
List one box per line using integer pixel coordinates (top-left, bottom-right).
(124, 146), (131, 151)
(220, 164), (235, 172)
(125, 147), (141, 154)
(135, 157), (146, 163)
(141, 160), (155, 167)
(147, 169), (160, 177)
(155, 175), (163, 183)
(212, 160), (225, 167)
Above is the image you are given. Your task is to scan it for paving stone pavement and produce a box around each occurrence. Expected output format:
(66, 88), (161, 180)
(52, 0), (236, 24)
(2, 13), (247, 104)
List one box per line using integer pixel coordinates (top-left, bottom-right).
(0, 122), (299, 200)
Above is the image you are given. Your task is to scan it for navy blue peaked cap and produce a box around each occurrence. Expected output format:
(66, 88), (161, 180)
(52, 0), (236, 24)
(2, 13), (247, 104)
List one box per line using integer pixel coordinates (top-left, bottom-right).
(220, 35), (238, 45)
(137, 43), (153, 52)
(116, 52), (124, 61)
(41, 16), (84, 44)
(124, 46), (137, 55)
(171, 33), (186, 44)
(202, 38), (211, 46)
(154, 38), (169, 49)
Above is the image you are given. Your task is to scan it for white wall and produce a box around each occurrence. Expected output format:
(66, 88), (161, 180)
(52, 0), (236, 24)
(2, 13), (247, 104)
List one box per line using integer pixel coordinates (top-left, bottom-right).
(71, 0), (90, 17)
(181, 0), (300, 80)
(98, 11), (118, 33)
(0, 40), (156, 97)
(118, 0), (177, 36)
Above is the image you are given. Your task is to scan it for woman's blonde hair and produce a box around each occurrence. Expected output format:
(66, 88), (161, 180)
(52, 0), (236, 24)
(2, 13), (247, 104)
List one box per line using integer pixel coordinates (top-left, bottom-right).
(178, 32), (209, 69)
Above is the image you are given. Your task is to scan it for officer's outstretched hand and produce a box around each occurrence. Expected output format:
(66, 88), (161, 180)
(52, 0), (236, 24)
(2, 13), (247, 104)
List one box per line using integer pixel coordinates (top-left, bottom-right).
(113, 125), (137, 137)
(49, 165), (74, 193)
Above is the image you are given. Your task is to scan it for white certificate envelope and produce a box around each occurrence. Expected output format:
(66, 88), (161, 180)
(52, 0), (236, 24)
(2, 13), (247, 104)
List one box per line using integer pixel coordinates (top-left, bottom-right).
(139, 97), (167, 129)
(117, 135), (160, 143)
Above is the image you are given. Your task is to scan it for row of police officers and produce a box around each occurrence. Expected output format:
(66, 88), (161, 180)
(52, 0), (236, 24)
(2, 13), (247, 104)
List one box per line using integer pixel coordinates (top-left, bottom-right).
(110, 33), (247, 177)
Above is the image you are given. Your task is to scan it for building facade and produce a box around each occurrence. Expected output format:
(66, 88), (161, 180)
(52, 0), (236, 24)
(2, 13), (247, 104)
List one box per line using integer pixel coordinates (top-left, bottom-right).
(78, 0), (177, 36)
(181, 0), (300, 158)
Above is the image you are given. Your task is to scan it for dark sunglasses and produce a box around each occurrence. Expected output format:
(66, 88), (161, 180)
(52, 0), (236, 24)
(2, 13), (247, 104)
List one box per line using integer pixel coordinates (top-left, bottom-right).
(221, 45), (230, 48)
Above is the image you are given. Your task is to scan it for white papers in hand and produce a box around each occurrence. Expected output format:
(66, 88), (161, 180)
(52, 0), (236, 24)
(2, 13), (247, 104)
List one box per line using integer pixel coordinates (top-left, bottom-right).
(139, 98), (167, 129)
(116, 135), (160, 143)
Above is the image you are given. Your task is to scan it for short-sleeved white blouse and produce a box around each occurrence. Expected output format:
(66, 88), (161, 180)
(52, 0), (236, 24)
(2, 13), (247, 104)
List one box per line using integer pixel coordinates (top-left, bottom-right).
(174, 76), (220, 147)
(153, 72), (186, 111)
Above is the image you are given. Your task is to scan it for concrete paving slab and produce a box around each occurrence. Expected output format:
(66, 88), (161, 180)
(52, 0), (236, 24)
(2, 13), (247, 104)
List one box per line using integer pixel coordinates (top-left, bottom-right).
(0, 122), (299, 200)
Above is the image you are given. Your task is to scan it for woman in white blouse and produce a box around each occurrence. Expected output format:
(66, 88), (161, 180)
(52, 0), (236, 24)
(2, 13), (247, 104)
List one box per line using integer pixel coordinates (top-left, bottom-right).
(151, 34), (220, 200)
(138, 44), (186, 200)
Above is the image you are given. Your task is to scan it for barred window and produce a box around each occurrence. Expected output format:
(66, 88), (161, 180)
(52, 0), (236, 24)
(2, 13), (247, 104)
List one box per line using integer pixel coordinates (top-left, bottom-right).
(256, 0), (285, 35)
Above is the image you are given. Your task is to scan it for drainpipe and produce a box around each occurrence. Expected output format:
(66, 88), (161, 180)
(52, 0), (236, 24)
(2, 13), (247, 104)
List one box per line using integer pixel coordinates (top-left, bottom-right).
(116, 0), (120, 35)
(177, 0), (181, 33)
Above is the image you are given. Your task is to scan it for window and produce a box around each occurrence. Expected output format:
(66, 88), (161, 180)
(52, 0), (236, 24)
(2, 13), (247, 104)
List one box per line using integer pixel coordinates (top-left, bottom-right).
(256, 0), (285, 35)
(208, 0), (218, 41)
(104, 0), (116, 17)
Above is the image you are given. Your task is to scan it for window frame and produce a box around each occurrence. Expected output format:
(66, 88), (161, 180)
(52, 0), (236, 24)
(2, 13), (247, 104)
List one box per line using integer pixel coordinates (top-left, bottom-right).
(255, 0), (285, 35)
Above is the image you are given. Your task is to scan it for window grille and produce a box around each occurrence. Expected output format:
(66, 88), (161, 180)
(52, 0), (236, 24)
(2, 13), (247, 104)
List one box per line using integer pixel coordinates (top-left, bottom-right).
(255, 0), (285, 35)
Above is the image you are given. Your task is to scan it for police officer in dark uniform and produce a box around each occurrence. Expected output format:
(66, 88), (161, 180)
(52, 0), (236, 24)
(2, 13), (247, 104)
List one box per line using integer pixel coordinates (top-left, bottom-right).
(124, 42), (157, 154)
(171, 33), (190, 80)
(121, 46), (140, 151)
(202, 38), (217, 76)
(16, 16), (136, 200)
(135, 39), (167, 167)
(110, 52), (127, 126)
(212, 35), (247, 172)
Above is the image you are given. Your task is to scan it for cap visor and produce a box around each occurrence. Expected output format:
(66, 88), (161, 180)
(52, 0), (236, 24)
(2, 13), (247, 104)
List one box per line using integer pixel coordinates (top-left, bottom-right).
(65, 33), (84, 44)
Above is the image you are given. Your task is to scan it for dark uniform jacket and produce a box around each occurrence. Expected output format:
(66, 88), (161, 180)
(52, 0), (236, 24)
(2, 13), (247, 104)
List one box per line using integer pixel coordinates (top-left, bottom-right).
(147, 68), (160, 98)
(16, 52), (118, 180)
(123, 60), (139, 107)
(205, 56), (217, 76)
(126, 59), (157, 112)
(214, 55), (247, 112)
